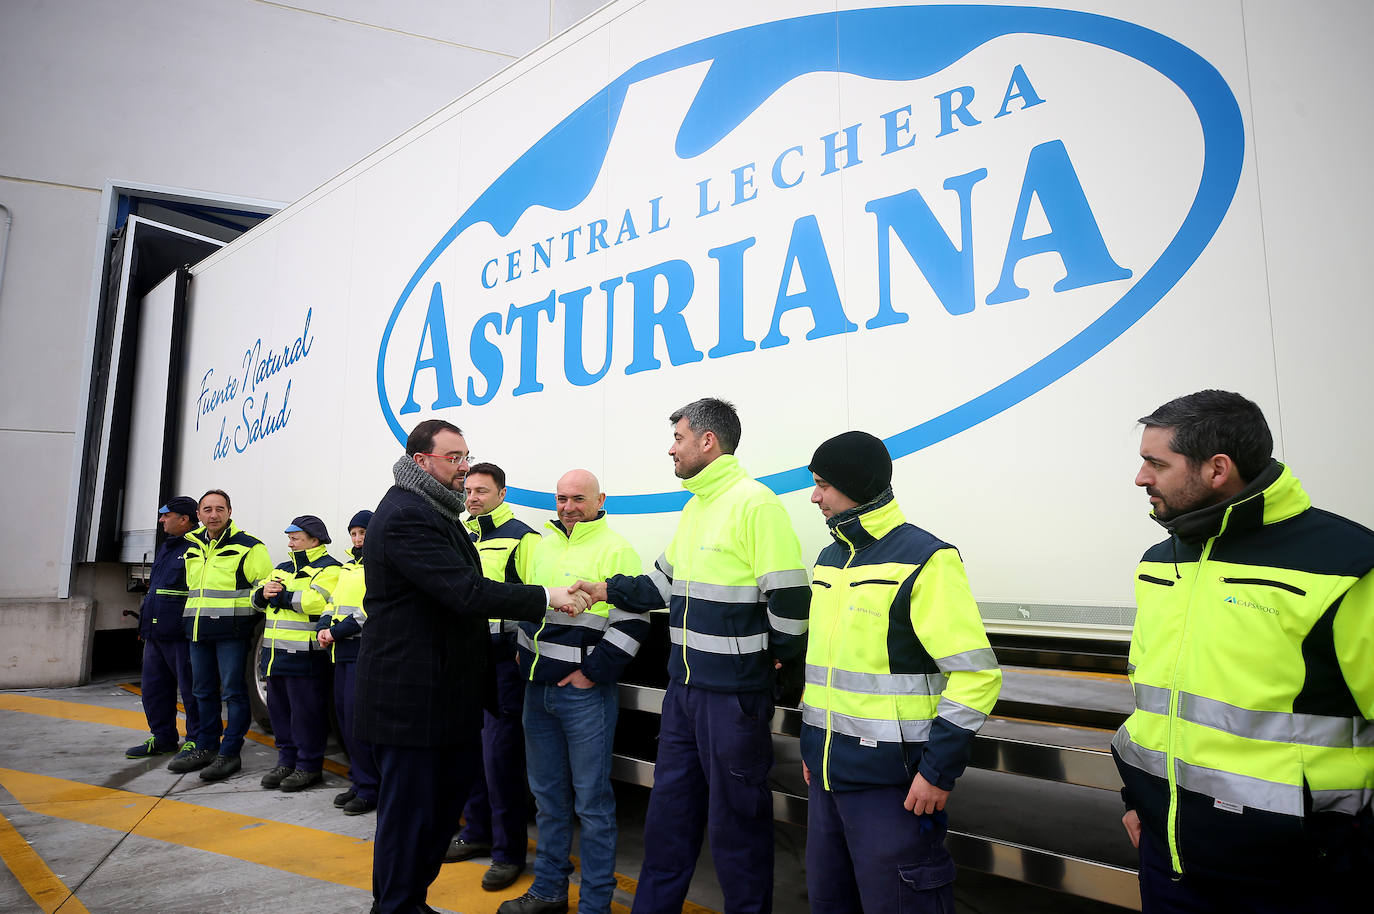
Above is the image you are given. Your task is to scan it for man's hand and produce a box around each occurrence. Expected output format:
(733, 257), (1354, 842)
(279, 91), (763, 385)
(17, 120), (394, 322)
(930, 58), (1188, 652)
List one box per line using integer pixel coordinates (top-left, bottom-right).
(317, 629), (334, 647)
(802, 760), (811, 787)
(558, 669), (596, 689)
(262, 580), (284, 599)
(549, 586), (591, 616)
(903, 773), (950, 816)
(1122, 809), (1141, 849)
(569, 579), (608, 604)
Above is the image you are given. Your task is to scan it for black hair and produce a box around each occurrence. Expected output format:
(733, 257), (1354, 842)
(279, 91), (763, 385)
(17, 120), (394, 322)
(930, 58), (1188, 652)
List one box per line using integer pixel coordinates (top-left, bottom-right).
(669, 397), (741, 454)
(466, 462), (506, 489)
(1139, 390), (1273, 483)
(405, 419), (463, 456)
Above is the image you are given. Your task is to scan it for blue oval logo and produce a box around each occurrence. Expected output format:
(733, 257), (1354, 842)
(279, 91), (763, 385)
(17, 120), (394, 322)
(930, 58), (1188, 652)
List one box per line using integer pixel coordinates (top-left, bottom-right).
(376, 5), (1244, 513)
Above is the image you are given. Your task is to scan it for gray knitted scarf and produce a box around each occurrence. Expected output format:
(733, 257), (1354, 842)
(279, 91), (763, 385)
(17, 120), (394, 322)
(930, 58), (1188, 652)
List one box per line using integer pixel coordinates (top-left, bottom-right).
(392, 455), (467, 522)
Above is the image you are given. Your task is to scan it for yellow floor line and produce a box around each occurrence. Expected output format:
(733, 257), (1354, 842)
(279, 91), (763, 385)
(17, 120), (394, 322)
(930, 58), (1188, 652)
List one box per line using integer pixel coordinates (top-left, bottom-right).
(1005, 666), (1128, 682)
(0, 807), (92, 914)
(0, 693), (716, 913)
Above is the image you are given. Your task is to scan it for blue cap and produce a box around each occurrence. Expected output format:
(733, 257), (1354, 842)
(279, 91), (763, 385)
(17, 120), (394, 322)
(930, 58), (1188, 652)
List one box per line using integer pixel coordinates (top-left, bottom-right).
(159, 496), (199, 518)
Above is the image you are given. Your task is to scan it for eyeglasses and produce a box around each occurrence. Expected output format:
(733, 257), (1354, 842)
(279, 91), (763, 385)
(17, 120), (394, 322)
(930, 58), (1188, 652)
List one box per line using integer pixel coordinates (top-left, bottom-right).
(420, 453), (471, 466)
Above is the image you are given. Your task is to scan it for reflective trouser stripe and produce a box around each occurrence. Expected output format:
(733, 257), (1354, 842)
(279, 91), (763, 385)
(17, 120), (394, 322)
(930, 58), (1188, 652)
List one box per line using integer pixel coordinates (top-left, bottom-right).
(669, 627), (768, 656)
(801, 703), (933, 743)
(805, 664), (947, 695)
(516, 628), (583, 664)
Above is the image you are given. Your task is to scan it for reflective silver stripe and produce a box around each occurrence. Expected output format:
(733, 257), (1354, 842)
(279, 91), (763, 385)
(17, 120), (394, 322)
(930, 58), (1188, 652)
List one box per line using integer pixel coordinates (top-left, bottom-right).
(608, 608), (646, 626)
(813, 666), (946, 696)
(672, 580), (761, 604)
(600, 627), (642, 657)
(767, 610), (808, 636)
(155, 589), (188, 596)
(190, 588), (252, 600)
(937, 696), (988, 731)
(544, 609), (609, 630)
(1178, 692), (1370, 748)
(759, 568), (809, 592)
(517, 628), (583, 664)
(1111, 725), (1166, 779)
(1127, 662), (1136, 674)
(668, 627), (769, 655)
(352, 609), (367, 628)
(934, 647), (998, 672)
(1133, 682), (1172, 715)
(1175, 758), (1302, 817)
(189, 605), (259, 618)
(1311, 788), (1373, 816)
(289, 591), (304, 609)
(263, 635), (314, 651)
(267, 620), (316, 631)
(801, 704), (933, 743)
(651, 554), (673, 605)
(310, 582), (332, 600)
(334, 603), (365, 623)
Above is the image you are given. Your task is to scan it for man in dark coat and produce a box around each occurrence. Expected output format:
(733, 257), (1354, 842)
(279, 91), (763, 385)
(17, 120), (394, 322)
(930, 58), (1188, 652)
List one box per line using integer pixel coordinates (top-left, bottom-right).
(354, 419), (590, 914)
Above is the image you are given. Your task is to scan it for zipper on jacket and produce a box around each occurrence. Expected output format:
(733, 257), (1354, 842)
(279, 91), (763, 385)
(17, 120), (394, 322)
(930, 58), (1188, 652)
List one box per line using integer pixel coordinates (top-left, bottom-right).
(822, 526), (859, 791)
(1138, 574), (1175, 587)
(1220, 577), (1306, 596)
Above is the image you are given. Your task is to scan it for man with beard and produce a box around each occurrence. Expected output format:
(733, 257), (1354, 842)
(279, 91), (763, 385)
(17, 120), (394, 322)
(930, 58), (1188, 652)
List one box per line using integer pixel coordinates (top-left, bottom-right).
(573, 398), (810, 914)
(1115, 389), (1373, 912)
(354, 419), (591, 914)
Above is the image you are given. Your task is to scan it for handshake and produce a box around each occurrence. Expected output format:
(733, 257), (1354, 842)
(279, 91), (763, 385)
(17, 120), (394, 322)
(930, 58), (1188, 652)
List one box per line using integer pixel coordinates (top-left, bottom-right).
(547, 579), (611, 616)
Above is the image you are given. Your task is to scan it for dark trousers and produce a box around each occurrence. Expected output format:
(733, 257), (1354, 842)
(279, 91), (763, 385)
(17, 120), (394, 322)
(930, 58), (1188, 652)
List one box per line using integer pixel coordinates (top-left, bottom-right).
(373, 741), (480, 914)
(806, 783), (956, 914)
(632, 682), (775, 914)
(335, 661), (379, 801)
(189, 637), (251, 756)
(1137, 827), (1356, 913)
(141, 637), (200, 744)
(265, 669), (331, 772)
(459, 646), (528, 864)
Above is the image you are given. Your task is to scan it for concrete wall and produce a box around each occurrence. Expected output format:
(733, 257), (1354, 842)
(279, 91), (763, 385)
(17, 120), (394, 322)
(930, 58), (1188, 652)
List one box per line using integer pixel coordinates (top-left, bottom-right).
(0, 0), (604, 602)
(0, 598), (95, 688)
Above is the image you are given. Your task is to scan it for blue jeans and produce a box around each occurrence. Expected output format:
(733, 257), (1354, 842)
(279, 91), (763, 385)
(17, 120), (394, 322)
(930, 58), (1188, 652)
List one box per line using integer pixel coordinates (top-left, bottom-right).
(523, 679), (618, 913)
(189, 637), (251, 757)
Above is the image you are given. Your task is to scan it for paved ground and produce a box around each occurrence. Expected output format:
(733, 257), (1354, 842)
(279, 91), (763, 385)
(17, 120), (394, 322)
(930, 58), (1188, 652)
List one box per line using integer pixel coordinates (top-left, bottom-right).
(1, 676), (1136, 913)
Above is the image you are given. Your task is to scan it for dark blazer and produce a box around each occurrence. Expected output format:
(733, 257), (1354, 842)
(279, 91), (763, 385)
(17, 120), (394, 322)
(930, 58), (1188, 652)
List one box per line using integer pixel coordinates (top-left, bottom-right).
(354, 485), (545, 747)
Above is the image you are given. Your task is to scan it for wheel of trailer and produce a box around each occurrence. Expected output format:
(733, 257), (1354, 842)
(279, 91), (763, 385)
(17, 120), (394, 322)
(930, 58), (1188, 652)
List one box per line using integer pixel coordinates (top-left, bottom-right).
(247, 619), (273, 733)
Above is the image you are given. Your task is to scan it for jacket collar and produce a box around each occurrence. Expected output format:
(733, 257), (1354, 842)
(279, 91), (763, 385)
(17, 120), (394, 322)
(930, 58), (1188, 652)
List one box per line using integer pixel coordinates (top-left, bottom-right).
(682, 453), (747, 501)
(467, 500), (515, 536)
(193, 521), (240, 547)
(1155, 459), (1307, 546)
(827, 488), (903, 551)
(289, 542), (332, 570)
(546, 510), (608, 543)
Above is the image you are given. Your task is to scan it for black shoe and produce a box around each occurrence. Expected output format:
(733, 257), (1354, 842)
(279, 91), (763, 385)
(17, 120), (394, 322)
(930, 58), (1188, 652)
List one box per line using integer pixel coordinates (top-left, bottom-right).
(333, 788), (357, 808)
(167, 745), (215, 773)
(279, 769), (323, 792)
(126, 736), (179, 759)
(342, 795), (377, 816)
(496, 892), (568, 914)
(199, 754), (242, 781)
(482, 862), (524, 891)
(443, 836), (492, 863)
(261, 766), (293, 789)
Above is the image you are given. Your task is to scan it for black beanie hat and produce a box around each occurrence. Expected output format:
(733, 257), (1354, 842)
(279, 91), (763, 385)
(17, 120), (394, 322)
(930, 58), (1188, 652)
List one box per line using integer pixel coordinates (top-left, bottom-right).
(808, 431), (892, 504)
(348, 509), (373, 530)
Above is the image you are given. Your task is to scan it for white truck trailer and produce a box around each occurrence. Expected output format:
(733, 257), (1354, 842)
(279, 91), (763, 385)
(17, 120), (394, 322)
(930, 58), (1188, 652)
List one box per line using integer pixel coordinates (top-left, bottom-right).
(80, 1), (1373, 906)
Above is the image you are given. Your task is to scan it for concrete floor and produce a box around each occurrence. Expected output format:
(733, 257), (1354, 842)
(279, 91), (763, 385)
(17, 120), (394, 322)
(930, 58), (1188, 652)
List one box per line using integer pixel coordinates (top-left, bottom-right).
(1, 675), (1137, 913)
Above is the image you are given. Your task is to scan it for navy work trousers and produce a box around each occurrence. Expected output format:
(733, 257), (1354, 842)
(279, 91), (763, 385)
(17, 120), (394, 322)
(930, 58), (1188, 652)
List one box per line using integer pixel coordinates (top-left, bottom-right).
(806, 783), (955, 914)
(632, 682), (775, 914)
(1137, 827), (1357, 913)
(372, 740), (480, 914)
(458, 643), (528, 864)
(140, 637), (200, 745)
(334, 660), (379, 802)
(265, 668), (331, 772)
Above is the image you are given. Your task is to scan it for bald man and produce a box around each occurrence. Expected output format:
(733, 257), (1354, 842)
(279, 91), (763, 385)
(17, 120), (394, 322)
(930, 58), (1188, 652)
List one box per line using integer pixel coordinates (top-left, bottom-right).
(498, 470), (646, 914)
